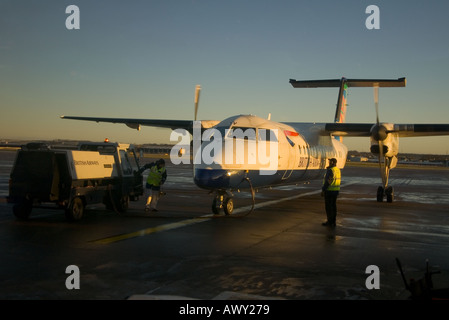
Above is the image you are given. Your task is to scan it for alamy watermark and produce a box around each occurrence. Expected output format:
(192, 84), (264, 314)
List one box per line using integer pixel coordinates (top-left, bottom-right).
(65, 265), (80, 290)
(64, 264), (381, 292)
(65, 5), (80, 30)
(169, 121), (279, 175)
(365, 265), (380, 289)
(65, 5), (380, 31)
(366, 5), (380, 30)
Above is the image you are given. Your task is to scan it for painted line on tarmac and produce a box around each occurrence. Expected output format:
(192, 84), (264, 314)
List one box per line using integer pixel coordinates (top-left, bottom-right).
(91, 182), (358, 245)
(91, 218), (209, 245)
(232, 181), (358, 214)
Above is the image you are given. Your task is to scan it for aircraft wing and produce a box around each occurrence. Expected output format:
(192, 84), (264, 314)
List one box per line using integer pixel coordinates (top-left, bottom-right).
(323, 123), (449, 137)
(60, 116), (220, 132)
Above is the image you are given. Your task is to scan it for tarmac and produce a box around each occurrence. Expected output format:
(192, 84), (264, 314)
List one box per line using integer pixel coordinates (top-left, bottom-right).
(1, 149), (449, 301)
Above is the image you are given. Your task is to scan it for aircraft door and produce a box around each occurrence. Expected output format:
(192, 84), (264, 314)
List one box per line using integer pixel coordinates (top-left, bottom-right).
(257, 128), (279, 175)
(281, 131), (299, 180)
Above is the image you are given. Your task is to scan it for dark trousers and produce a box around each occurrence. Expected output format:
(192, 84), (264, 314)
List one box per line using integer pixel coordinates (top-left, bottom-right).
(324, 191), (339, 224)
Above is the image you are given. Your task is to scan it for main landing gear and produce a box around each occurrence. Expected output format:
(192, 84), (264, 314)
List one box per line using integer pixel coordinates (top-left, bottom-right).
(377, 185), (394, 203)
(376, 155), (396, 203)
(210, 178), (256, 216)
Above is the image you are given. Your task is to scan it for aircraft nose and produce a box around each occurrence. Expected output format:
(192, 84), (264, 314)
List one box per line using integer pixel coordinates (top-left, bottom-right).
(194, 168), (230, 189)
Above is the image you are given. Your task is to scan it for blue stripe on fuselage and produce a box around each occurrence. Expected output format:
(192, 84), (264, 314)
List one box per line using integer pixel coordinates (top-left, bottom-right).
(193, 168), (325, 190)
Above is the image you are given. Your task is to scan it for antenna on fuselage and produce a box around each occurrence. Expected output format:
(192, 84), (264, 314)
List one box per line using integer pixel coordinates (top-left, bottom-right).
(267, 113), (271, 120)
(194, 85), (201, 121)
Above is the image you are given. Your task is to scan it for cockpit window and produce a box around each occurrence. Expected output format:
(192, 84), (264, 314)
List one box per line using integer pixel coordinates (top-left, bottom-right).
(205, 126), (228, 140)
(226, 127), (257, 140)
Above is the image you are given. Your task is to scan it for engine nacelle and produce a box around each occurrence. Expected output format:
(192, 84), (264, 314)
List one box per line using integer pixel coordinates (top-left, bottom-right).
(125, 123), (141, 131)
(370, 123), (399, 158)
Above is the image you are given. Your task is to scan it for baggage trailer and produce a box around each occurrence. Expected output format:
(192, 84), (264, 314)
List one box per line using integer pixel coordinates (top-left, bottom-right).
(8, 141), (143, 221)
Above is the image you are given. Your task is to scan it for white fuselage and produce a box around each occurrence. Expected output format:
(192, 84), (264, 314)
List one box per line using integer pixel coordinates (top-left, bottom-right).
(193, 115), (347, 190)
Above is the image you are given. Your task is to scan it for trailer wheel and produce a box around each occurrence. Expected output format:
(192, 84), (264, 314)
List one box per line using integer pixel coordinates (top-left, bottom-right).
(65, 197), (84, 221)
(13, 202), (32, 220)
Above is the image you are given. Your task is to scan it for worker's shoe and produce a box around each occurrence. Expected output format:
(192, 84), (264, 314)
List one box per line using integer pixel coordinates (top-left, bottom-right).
(145, 206), (150, 212)
(322, 221), (336, 227)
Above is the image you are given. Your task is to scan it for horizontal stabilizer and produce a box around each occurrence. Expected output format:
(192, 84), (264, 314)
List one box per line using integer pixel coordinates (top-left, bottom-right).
(289, 77), (406, 88)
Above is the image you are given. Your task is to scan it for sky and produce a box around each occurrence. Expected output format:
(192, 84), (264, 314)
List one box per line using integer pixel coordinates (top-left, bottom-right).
(1, 0), (449, 154)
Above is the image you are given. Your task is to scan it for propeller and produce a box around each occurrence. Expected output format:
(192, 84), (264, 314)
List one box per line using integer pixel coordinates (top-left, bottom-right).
(372, 85), (388, 191)
(194, 85), (201, 121)
(191, 85), (202, 163)
(374, 85), (379, 124)
(372, 85), (388, 141)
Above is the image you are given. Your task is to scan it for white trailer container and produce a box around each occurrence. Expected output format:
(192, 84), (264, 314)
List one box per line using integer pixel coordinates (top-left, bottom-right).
(8, 141), (143, 221)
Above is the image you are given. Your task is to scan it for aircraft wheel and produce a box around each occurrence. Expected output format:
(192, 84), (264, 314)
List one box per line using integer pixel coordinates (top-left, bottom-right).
(223, 197), (234, 215)
(212, 197), (221, 215)
(376, 186), (384, 202)
(65, 197), (84, 221)
(385, 186), (394, 203)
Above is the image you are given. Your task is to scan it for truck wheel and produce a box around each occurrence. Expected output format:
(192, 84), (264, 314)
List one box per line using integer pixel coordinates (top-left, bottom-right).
(65, 197), (84, 221)
(13, 202), (32, 220)
(116, 195), (129, 213)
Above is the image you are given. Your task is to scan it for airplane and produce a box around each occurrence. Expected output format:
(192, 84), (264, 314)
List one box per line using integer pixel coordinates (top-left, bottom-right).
(61, 77), (449, 215)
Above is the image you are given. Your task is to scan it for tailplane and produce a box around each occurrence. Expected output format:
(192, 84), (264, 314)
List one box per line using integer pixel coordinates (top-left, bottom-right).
(289, 77), (406, 141)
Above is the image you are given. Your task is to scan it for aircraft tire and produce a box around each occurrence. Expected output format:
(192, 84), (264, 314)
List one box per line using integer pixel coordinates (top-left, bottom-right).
(377, 186), (384, 202)
(223, 197), (234, 215)
(212, 197), (221, 215)
(386, 186), (394, 203)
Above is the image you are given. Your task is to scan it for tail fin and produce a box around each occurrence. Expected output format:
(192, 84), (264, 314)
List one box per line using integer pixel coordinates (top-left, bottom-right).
(335, 78), (348, 124)
(334, 78), (349, 141)
(289, 77), (406, 141)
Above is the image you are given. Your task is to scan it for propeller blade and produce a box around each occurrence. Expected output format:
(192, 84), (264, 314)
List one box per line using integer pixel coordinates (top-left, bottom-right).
(194, 85), (201, 121)
(378, 141), (387, 188)
(373, 84), (387, 188)
(374, 85), (379, 125)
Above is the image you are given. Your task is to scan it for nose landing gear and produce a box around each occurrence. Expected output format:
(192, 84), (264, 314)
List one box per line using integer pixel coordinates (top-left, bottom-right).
(212, 191), (234, 215)
(210, 177), (255, 216)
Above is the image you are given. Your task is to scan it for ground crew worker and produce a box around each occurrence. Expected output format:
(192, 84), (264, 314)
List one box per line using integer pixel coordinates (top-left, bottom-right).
(141, 159), (167, 212)
(321, 158), (341, 227)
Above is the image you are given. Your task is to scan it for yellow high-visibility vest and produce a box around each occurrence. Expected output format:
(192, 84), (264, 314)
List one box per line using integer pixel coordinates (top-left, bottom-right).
(324, 166), (341, 191)
(146, 165), (166, 186)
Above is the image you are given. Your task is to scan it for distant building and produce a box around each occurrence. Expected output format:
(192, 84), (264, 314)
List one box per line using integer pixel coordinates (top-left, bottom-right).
(349, 156), (369, 162)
